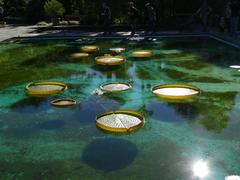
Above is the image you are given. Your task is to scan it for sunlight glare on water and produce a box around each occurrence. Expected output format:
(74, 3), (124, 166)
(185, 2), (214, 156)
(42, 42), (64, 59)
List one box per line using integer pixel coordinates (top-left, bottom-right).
(192, 160), (209, 179)
(153, 87), (199, 97)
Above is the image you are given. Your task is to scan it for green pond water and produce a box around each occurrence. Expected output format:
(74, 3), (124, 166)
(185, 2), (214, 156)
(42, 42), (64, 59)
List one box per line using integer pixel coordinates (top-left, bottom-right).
(0, 36), (240, 179)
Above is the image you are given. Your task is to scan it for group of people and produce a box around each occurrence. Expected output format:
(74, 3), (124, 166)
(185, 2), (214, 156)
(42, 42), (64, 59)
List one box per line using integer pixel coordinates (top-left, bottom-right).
(225, 0), (240, 37)
(183, 0), (240, 37)
(1, 1), (239, 37)
(101, 1), (157, 36)
(101, 0), (240, 37)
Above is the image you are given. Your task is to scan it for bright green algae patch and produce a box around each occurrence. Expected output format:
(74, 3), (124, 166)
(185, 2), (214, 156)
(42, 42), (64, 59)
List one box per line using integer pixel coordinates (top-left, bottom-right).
(0, 43), (77, 90)
(0, 37), (240, 179)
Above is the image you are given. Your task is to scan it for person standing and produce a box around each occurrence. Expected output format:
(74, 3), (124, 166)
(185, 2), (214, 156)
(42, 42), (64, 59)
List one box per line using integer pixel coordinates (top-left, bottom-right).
(219, 16), (225, 32)
(225, 1), (232, 33)
(230, 0), (240, 37)
(0, 6), (4, 23)
(101, 2), (112, 35)
(196, 0), (212, 32)
(145, 3), (157, 35)
(128, 2), (139, 36)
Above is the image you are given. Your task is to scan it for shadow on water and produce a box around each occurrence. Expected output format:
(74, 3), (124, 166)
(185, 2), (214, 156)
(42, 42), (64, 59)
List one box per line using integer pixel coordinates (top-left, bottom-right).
(10, 97), (53, 113)
(103, 94), (127, 104)
(194, 92), (236, 133)
(128, 56), (153, 62)
(20, 47), (68, 68)
(90, 63), (132, 79)
(200, 51), (240, 68)
(158, 37), (240, 68)
(160, 37), (210, 50)
(36, 120), (65, 130)
(71, 96), (121, 123)
(82, 138), (138, 171)
(91, 64), (123, 72)
(146, 101), (199, 122)
(19, 41), (97, 68)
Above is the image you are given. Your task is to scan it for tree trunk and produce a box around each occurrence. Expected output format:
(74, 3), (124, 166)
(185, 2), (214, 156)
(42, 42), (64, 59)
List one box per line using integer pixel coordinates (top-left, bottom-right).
(51, 16), (59, 26)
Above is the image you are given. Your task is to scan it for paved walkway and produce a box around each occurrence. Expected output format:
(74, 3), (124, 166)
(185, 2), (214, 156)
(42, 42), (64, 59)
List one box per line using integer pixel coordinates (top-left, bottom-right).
(0, 25), (239, 48)
(0, 25), (38, 42)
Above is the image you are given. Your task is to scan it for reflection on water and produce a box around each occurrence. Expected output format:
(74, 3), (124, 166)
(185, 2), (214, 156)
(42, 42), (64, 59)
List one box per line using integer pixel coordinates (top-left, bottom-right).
(147, 101), (198, 122)
(82, 138), (138, 171)
(36, 120), (65, 130)
(70, 96), (121, 123)
(192, 160), (209, 179)
(10, 97), (52, 113)
(225, 175), (240, 180)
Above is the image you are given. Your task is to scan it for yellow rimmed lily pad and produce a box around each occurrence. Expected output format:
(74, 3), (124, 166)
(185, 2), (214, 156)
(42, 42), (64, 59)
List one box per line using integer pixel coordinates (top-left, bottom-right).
(95, 55), (125, 66)
(51, 98), (77, 107)
(132, 50), (153, 58)
(100, 82), (132, 93)
(71, 52), (89, 58)
(152, 84), (200, 100)
(96, 110), (144, 133)
(26, 81), (68, 97)
(81, 45), (99, 53)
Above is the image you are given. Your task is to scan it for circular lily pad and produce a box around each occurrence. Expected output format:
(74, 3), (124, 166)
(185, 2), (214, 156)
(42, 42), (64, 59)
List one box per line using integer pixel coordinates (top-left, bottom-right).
(96, 110), (144, 133)
(152, 84), (200, 100)
(95, 55), (125, 66)
(100, 82), (132, 93)
(26, 82), (67, 97)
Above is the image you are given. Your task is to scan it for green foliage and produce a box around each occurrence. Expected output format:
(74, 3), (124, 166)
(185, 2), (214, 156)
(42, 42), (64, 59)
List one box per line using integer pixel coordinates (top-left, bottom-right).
(5, 0), (27, 17)
(36, 21), (50, 26)
(1, 0), (232, 24)
(44, 0), (65, 17)
(0, 0), (4, 6)
(0, 43), (73, 90)
(26, 0), (47, 22)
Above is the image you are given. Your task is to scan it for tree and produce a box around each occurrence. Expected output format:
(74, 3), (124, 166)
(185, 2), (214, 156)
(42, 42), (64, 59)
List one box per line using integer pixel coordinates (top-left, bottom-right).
(0, 0), (4, 6)
(44, 0), (65, 25)
(5, 0), (28, 17)
(27, 0), (47, 22)
(0, 0), (230, 25)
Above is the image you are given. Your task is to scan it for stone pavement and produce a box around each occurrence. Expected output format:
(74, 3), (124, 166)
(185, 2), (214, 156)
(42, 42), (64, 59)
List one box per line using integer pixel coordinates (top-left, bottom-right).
(0, 24), (239, 48)
(0, 24), (182, 42)
(0, 25), (38, 42)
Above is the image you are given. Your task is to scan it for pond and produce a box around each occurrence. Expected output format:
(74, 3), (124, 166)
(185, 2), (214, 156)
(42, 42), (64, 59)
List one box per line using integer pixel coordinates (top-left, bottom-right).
(0, 36), (240, 179)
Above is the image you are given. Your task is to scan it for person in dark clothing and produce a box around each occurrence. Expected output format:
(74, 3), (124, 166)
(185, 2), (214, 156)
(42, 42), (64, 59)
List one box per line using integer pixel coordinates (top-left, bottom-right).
(128, 2), (139, 36)
(0, 6), (4, 22)
(145, 3), (157, 35)
(219, 16), (225, 32)
(225, 1), (232, 33)
(101, 2), (112, 35)
(195, 0), (212, 31)
(230, 0), (240, 37)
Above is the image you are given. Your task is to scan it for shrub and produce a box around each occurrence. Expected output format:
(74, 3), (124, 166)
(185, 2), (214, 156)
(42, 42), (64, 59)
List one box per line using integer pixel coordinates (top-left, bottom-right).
(36, 21), (50, 26)
(68, 20), (79, 25)
(59, 20), (68, 25)
(0, 0), (4, 6)
(44, 0), (65, 18)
